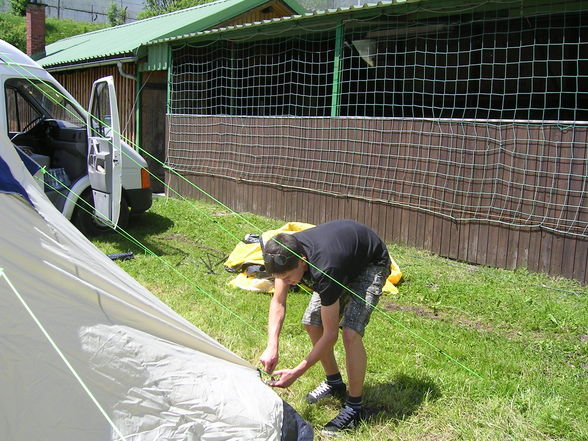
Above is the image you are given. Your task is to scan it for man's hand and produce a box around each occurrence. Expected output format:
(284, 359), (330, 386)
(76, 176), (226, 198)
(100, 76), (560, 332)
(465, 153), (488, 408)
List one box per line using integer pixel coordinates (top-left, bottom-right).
(259, 346), (279, 374)
(267, 368), (301, 388)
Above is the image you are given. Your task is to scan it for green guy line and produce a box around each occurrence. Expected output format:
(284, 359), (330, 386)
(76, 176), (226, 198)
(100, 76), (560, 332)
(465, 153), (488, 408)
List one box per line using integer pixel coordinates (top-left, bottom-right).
(0, 269), (129, 441)
(38, 170), (264, 340)
(2, 55), (248, 244)
(3, 51), (268, 239)
(268, 236), (484, 380)
(14, 54), (483, 379)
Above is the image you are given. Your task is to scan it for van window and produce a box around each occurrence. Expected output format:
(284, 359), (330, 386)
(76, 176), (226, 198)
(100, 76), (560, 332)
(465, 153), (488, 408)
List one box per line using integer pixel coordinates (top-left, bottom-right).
(89, 81), (113, 138)
(5, 79), (85, 133)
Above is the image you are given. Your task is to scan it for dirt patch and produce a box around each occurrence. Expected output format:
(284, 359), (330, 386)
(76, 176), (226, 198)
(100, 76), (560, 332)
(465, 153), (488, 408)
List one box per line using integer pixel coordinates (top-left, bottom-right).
(381, 301), (495, 335)
(381, 301), (584, 356)
(383, 302), (440, 319)
(162, 233), (199, 245)
(160, 231), (231, 260)
(162, 234), (225, 254)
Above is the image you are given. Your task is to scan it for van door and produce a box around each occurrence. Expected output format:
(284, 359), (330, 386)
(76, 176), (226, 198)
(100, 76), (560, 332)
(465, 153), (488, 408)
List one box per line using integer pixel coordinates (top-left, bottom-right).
(87, 76), (122, 227)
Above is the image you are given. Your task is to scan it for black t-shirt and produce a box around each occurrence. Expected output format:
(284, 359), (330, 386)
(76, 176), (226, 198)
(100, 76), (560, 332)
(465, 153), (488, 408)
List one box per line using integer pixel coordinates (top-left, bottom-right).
(294, 220), (390, 306)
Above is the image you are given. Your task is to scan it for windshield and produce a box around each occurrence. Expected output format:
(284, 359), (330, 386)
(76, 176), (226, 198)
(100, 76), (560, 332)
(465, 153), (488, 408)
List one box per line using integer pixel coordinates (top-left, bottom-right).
(5, 78), (85, 132)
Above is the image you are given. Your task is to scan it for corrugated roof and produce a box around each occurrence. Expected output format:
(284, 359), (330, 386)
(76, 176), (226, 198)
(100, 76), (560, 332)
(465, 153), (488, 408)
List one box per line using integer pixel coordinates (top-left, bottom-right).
(148, 0), (403, 45)
(145, 0), (576, 46)
(39, 0), (306, 67)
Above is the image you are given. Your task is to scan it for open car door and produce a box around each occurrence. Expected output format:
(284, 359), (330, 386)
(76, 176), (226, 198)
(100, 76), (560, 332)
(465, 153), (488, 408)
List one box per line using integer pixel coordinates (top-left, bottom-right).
(87, 76), (122, 228)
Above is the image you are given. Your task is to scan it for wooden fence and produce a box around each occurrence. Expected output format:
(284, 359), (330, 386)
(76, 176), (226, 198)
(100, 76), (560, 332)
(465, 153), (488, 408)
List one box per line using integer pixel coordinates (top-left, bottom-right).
(165, 115), (588, 284)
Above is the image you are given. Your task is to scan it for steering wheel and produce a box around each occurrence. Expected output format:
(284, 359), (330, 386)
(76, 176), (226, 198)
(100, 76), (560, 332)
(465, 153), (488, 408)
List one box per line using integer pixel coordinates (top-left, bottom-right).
(22, 115), (47, 133)
(11, 116), (46, 141)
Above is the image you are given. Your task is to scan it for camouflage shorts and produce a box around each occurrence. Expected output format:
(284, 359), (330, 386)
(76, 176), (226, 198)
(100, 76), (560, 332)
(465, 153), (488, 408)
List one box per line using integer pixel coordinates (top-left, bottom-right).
(301, 264), (391, 337)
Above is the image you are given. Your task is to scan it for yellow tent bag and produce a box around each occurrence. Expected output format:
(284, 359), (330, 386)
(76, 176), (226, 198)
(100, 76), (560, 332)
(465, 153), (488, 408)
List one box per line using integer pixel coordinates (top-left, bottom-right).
(225, 222), (402, 294)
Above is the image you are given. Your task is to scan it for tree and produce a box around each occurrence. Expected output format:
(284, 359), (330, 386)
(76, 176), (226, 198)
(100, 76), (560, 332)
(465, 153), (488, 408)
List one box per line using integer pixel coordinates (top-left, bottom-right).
(139, 0), (173, 18)
(10, 0), (28, 16)
(107, 2), (127, 26)
(145, 0), (175, 9)
(138, 0), (214, 19)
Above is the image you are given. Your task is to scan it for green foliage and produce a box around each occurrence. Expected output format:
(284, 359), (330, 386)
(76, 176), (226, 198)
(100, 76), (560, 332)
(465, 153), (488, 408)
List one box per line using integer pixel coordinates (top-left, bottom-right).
(296, 0), (329, 12)
(92, 196), (588, 441)
(0, 12), (25, 50)
(10, 0), (27, 16)
(0, 12), (107, 53)
(144, 0), (175, 9)
(107, 3), (128, 27)
(44, 18), (107, 44)
(138, 0), (216, 19)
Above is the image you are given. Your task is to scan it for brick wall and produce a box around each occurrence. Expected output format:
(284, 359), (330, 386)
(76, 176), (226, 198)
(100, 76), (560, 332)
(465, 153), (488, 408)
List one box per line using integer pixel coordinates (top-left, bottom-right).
(26, 2), (46, 58)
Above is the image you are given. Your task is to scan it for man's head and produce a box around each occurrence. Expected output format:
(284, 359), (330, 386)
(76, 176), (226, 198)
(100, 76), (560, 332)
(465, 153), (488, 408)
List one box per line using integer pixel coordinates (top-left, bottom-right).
(263, 233), (307, 284)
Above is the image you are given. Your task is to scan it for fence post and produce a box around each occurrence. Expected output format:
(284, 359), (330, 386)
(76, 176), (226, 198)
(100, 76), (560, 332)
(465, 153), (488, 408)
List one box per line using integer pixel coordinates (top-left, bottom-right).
(330, 21), (344, 117)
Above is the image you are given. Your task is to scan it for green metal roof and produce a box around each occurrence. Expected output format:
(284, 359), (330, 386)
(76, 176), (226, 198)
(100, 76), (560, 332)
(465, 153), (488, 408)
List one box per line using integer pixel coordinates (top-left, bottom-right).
(146, 0), (585, 46)
(148, 0), (409, 45)
(39, 0), (306, 68)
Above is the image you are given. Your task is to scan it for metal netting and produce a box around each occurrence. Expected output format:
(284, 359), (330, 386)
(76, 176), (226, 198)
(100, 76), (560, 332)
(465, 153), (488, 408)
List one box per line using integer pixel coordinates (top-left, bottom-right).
(341, 11), (586, 120)
(167, 3), (588, 237)
(171, 35), (335, 116)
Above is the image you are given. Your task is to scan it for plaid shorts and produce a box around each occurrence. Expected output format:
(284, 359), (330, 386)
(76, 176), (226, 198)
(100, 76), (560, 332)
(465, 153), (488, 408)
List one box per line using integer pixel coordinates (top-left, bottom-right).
(301, 264), (391, 336)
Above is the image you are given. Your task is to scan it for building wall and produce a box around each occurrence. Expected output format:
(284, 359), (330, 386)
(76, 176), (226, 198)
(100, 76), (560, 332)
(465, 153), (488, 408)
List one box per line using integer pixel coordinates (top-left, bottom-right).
(164, 2), (588, 284)
(1, 0), (144, 23)
(166, 115), (588, 284)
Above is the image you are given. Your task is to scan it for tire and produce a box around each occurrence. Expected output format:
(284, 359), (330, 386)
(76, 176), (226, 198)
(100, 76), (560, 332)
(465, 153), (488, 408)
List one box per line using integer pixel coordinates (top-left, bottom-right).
(72, 189), (130, 236)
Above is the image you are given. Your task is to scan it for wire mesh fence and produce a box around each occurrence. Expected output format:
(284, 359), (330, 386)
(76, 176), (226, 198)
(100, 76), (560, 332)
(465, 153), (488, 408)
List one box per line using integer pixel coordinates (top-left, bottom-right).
(170, 6), (587, 121)
(166, 1), (588, 279)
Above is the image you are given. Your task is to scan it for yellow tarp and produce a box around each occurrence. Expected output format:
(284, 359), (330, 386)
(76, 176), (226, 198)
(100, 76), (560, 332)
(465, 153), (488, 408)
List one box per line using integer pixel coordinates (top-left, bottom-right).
(224, 222), (314, 270)
(225, 222), (402, 294)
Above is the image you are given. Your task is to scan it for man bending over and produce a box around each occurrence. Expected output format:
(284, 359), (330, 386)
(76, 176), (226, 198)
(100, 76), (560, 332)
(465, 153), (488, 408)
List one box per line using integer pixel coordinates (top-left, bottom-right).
(260, 220), (391, 434)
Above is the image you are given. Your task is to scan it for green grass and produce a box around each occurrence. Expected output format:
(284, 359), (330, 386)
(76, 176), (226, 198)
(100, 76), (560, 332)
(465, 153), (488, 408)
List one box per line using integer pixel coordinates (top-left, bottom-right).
(92, 196), (588, 441)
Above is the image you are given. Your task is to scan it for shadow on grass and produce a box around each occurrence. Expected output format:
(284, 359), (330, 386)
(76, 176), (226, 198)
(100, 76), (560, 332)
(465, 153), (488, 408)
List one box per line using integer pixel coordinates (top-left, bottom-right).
(363, 373), (441, 423)
(95, 211), (175, 257)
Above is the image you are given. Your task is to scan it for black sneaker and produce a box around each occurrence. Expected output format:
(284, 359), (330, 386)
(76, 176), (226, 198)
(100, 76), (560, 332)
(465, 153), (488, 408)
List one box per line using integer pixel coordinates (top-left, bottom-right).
(305, 381), (346, 404)
(322, 405), (362, 434)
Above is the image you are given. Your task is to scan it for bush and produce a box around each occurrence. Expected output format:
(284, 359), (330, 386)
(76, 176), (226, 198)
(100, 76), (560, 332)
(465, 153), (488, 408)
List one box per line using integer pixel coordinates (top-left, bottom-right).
(0, 13), (26, 51)
(45, 18), (107, 44)
(0, 12), (108, 53)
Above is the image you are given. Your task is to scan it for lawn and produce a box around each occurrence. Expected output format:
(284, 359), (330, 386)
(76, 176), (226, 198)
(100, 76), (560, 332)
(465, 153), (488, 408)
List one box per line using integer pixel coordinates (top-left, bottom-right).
(91, 196), (588, 441)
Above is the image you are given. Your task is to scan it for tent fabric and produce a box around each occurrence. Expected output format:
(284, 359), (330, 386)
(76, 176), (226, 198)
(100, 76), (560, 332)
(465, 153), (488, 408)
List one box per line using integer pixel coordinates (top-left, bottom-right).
(225, 222), (403, 294)
(0, 154), (32, 204)
(14, 146), (41, 177)
(0, 131), (312, 440)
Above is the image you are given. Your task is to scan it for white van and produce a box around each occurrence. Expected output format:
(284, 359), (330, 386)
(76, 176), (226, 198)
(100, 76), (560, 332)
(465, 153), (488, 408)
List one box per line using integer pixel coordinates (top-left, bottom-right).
(0, 39), (152, 235)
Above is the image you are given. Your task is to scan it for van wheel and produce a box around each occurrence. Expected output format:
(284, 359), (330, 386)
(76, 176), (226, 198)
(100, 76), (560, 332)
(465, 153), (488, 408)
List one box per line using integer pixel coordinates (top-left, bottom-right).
(72, 189), (130, 236)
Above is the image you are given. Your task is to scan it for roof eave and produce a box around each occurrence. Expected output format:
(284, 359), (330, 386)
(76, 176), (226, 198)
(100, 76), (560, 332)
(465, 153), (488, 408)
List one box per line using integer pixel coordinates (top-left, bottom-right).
(145, 1), (401, 46)
(42, 55), (137, 72)
(156, 0), (306, 40)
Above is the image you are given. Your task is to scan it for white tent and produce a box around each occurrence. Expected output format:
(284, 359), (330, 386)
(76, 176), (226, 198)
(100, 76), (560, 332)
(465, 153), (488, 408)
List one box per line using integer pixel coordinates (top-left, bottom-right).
(0, 132), (313, 440)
